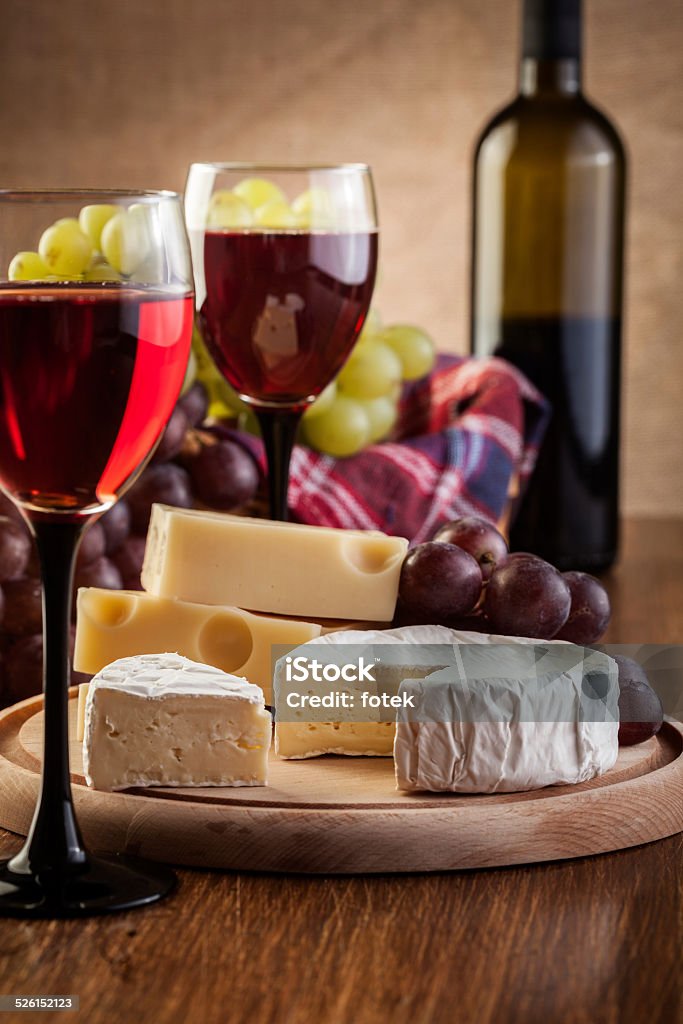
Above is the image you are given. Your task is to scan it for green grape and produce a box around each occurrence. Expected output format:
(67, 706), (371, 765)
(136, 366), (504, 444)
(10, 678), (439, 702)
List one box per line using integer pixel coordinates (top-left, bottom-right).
(361, 395), (398, 443)
(253, 201), (297, 228)
(233, 178), (286, 210)
(38, 218), (93, 277)
(238, 407), (261, 435)
(380, 324), (436, 381)
(84, 261), (122, 282)
(207, 190), (253, 229)
(8, 251), (49, 281)
(302, 380), (338, 421)
(337, 340), (402, 400)
(78, 204), (119, 249)
(292, 188), (335, 228)
(180, 347), (197, 396)
(303, 395), (371, 457)
(363, 306), (383, 336)
(100, 211), (150, 275)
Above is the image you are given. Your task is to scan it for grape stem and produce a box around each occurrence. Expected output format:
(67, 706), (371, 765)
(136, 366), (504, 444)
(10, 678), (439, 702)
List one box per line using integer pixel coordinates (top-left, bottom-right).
(255, 408), (302, 522)
(8, 518), (87, 878)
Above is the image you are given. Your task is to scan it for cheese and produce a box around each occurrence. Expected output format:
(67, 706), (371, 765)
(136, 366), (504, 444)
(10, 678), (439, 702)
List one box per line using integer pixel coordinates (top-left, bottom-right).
(74, 587), (329, 704)
(83, 653), (272, 791)
(274, 625), (457, 758)
(394, 645), (619, 793)
(76, 681), (90, 743)
(141, 504), (408, 621)
(272, 626), (601, 761)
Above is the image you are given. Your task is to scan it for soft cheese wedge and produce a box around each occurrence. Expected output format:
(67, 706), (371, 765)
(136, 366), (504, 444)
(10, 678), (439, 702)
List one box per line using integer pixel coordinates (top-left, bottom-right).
(394, 646), (620, 793)
(83, 653), (272, 792)
(141, 504), (408, 621)
(74, 587), (329, 704)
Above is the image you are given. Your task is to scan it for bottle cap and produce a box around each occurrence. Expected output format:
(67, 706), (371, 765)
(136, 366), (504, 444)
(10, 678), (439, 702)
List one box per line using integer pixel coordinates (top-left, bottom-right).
(523, 0), (582, 60)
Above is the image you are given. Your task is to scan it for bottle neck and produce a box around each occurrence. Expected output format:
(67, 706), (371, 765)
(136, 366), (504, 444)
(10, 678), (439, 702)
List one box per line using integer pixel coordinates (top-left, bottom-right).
(521, 0), (582, 95)
(519, 57), (582, 96)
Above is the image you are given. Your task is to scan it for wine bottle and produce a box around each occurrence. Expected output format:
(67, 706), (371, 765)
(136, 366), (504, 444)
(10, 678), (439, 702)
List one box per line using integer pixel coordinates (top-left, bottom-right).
(470, 0), (626, 572)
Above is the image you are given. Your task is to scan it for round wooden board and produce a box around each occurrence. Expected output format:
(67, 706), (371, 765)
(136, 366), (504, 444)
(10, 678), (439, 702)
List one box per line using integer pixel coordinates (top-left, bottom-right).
(0, 691), (681, 874)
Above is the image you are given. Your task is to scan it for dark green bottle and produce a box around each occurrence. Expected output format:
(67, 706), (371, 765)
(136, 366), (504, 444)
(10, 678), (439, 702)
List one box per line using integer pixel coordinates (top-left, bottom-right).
(470, 0), (626, 571)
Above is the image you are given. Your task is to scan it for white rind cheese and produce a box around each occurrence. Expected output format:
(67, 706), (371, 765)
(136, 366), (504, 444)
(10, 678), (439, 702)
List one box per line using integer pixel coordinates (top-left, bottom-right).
(83, 653), (272, 792)
(394, 646), (620, 793)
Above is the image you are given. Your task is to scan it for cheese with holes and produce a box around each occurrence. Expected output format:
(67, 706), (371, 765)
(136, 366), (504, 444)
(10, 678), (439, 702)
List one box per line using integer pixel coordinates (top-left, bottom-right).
(141, 504), (408, 620)
(74, 587), (330, 704)
(83, 654), (272, 791)
(394, 645), (619, 793)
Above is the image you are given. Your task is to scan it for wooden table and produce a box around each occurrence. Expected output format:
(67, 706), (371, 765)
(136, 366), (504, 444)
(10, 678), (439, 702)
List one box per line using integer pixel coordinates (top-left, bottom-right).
(0, 518), (680, 1024)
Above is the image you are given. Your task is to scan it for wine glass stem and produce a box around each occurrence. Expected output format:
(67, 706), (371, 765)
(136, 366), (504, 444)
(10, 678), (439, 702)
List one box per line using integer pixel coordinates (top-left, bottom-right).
(9, 519), (87, 876)
(255, 409), (302, 522)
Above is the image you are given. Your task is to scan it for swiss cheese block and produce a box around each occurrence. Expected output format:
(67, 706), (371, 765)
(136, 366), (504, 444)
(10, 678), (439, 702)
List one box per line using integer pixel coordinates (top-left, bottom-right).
(394, 646), (620, 793)
(83, 653), (272, 791)
(141, 504), (408, 621)
(74, 587), (327, 704)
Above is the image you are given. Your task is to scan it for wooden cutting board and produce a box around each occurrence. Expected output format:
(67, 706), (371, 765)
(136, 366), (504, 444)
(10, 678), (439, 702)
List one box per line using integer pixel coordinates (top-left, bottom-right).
(0, 691), (681, 874)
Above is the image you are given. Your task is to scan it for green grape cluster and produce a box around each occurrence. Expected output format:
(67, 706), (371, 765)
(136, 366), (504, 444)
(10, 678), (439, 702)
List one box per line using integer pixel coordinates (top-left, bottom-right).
(7, 203), (158, 284)
(207, 177), (335, 230)
(301, 313), (436, 457)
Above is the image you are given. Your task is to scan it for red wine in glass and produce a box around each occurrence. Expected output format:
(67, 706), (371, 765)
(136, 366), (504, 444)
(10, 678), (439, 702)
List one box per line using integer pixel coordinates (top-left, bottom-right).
(186, 163), (379, 520)
(200, 230), (378, 409)
(0, 284), (193, 509)
(0, 189), (193, 918)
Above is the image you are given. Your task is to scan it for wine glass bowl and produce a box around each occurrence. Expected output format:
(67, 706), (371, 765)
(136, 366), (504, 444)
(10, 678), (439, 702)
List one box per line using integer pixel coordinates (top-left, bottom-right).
(0, 190), (194, 917)
(0, 191), (194, 519)
(185, 163), (378, 519)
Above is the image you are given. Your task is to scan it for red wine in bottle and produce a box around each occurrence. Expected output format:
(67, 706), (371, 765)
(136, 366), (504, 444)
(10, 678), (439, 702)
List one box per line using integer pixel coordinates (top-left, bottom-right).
(470, 0), (626, 572)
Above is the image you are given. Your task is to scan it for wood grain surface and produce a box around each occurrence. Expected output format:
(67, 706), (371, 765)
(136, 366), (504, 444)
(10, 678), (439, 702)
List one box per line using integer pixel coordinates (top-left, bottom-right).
(0, 518), (680, 1024)
(0, 698), (681, 874)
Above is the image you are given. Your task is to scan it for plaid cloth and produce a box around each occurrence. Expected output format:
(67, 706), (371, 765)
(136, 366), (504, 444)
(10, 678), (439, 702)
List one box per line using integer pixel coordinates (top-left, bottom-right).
(224, 355), (549, 543)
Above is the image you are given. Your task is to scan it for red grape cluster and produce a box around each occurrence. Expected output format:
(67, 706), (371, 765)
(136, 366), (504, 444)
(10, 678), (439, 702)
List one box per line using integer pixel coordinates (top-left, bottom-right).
(396, 517), (664, 745)
(397, 516), (611, 643)
(0, 378), (261, 711)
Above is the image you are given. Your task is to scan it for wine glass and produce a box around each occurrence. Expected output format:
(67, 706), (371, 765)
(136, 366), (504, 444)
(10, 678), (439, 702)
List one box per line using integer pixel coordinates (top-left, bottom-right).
(185, 163), (378, 520)
(0, 190), (194, 917)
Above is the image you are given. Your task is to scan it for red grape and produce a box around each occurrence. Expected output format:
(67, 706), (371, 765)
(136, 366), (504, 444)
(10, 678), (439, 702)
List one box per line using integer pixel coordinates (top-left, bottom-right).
(0, 517), (31, 581)
(433, 517), (508, 581)
(399, 542), (483, 622)
(112, 536), (147, 591)
(484, 554), (571, 638)
(100, 501), (131, 554)
(126, 463), (193, 533)
(74, 556), (123, 594)
(5, 634), (43, 703)
(3, 577), (41, 635)
(151, 406), (190, 463)
(178, 382), (209, 428)
(76, 520), (106, 567)
(187, 440), (259, 511)
(554, 572), (611, 643)
(615, 655), (664, 746)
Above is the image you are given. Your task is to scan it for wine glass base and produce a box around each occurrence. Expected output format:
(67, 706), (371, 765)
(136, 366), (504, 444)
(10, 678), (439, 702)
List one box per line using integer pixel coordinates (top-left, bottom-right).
(0, 853), (177, 919)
